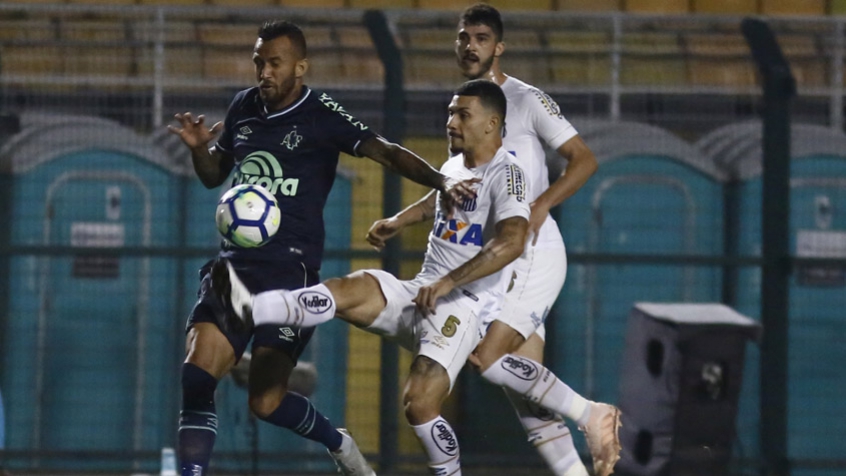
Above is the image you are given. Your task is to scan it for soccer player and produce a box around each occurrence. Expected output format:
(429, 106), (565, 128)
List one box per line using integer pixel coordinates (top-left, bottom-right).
(215, 79), (530, 476)
(167, 20), (474, 476)
(370, 5), (620, 476)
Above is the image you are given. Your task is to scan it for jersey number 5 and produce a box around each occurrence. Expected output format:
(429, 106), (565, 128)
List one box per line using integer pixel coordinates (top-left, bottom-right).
(442, 315), (461, 337)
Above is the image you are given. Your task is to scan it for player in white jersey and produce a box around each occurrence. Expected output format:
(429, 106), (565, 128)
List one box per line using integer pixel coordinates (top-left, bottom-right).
(368, 5), (620, 476)
(214, 80), (530, 476)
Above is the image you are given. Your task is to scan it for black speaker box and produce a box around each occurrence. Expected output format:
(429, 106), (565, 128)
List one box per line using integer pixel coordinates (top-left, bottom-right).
(616, 303), (761, 476)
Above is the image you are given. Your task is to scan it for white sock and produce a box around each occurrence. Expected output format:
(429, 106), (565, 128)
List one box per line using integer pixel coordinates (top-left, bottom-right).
(482, 354), (591, 426)
(504, 388), (588, 476)
(252, 283), (337, 328)
(412, 417), (461, 476)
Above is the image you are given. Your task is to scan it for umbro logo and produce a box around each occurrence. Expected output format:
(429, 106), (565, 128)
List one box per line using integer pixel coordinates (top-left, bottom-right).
(240, 126), (252, 135)
(279, 327), (296, 341)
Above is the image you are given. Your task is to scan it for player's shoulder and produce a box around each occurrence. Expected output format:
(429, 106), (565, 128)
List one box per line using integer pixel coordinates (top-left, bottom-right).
(227, 87), (261, 115)
(503, 76), (564, 119)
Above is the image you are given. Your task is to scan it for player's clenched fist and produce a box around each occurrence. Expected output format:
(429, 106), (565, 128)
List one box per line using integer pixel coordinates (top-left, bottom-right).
(413, 276), (456, 316)
(366, 217), (401, 251)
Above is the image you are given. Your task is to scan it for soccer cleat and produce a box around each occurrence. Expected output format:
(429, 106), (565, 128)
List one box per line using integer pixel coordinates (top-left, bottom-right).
(579, 402), (622, 476)
(329, 429), (377, 476)
(210, 258), (254, 333)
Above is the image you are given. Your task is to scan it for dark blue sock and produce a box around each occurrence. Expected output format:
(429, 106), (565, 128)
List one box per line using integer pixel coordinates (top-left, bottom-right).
(178, 363), (219, 475)
(260, 392), (343, 451)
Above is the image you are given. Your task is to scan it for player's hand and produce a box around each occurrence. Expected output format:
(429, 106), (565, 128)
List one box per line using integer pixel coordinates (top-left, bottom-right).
(167, 112), (223, 151)
(441, 176), (480, 217)
(366, 217), (402, 250)
(528, 201), (550, 246)
(413, 277), (455, 316)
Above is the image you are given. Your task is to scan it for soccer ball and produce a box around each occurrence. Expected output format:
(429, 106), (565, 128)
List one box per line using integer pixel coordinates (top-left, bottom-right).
(215, 184), (281, 248)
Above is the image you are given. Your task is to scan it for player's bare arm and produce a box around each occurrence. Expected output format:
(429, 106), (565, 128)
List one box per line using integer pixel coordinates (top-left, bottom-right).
(529, 135), (597, 244)
(366, 191), (438, 250)
(357, 135), (478, 203)
(168, 112), (235, 189)
(414, 215), (528, 314)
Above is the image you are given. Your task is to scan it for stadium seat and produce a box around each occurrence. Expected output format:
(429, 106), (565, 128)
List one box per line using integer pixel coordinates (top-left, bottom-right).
(417, 0), (484, 10)
(203, 50), (257, 85)
(685, 34), (756, 87)
(483, 0), (552, 10)
(210, 0), (277, 5)
(133, 21), (198, 44)
(137, 46), (204, 79)
(404, 53), (465, 89)
(547, 31), (612, 86)
(692, 0), (757, 14)
(832, 0), (846, 15)
(625, 0), (689, 13)
(336, 26), (374, 48)
(620, 33), (686, 85)
(556, 0), (621, 11)
(505, 30), (541, 49)
(349, 0), (414, 8)
(198, 24), (258, 47)
(67, 0), (135, 4)
(140, 0), (206, 5)
(281, 0), (345, 7)
(0, 46), (63, 77)
(777, 35), (826, 87)
(60, 20), (127, 43)
(301, 26), (335, 49)
(306, 51), (346, 86)
(405, 28), (457, 50)
(0, 20), (54, 42)
(760, 0), (825, 16)
(63, 46), (135, 77)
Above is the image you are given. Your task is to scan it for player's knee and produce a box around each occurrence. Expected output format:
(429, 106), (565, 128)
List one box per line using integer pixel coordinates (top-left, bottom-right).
(248, 388), (287, 419)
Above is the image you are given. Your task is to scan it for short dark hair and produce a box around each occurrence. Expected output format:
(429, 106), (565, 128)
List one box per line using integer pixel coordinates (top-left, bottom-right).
(454, 79), (507, 127)
(258, 20), (307, 58)
(460, 3), (503, 42)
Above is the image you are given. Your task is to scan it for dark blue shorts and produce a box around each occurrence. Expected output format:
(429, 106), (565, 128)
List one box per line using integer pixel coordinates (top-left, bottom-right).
(186, 257), (319, 361)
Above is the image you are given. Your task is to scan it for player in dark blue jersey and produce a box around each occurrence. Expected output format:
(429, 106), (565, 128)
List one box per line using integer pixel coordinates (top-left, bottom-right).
(168, 20), (473, 476)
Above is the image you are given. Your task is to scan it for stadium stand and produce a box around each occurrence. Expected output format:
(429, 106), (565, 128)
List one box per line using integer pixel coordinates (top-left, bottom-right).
(626, 0), (689, 14)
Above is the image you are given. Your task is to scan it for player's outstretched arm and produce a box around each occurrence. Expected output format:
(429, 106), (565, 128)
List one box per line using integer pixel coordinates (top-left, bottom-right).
(366, 191), (437, 250)
(357, 136), (478, 203)
(529, 135), (598, 244)
(168, 112), (235, 189)
(414, 215), (528, 315)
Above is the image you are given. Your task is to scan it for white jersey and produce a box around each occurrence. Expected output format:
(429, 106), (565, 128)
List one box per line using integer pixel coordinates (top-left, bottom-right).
(418, 147), (530, 297)
(500, 76), (577, 249)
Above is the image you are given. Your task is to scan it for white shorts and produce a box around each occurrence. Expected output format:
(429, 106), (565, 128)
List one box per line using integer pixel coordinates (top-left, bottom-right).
(363, 269), (489, 389)
(494, 245), (567, 340)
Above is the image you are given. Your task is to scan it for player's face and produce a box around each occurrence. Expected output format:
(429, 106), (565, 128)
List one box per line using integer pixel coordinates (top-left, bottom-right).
(446, 95), (496, 154)
(455, 23), (501, 80)
(253, 36), (307, 111)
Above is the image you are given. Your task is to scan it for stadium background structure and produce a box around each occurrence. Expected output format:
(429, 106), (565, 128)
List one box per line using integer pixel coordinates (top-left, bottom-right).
(0, 1), (845, 475)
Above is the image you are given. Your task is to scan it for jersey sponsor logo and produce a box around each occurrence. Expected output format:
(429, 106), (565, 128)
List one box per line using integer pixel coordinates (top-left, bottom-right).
(460, 195), (477, 212)
(281, 129), (303, 151)
(532, 88), (564, 119)
(299, 291), (332, 314)
(318, 92), (369, 131)
(433, 215), (483, 247)
(235, 151), (299, 196)
(502, 355), (538, 381)
(505, 164), (525, 202)
(431, 419), (458, 456)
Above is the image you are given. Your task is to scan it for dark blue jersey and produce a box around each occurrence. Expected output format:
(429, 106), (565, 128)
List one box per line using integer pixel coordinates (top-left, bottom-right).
(215, 86), (376, 270)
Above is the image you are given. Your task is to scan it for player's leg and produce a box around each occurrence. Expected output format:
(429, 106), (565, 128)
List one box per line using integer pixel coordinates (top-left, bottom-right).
(180, 266), (243, 476)
(403, 356), (462, 476)
(239, 259), (376, 476)
(506, 332), (588, 476)
(214, 258), (386, 329)
(403, 289), (483, 476)
(473, 245), (620, 476)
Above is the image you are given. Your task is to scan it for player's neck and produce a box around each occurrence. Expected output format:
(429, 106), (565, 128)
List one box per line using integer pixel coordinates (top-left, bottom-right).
(265, 84), (304, 113)
(478, 63), (507, 86)
(463, 141), (500, 169)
